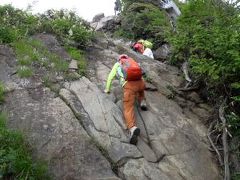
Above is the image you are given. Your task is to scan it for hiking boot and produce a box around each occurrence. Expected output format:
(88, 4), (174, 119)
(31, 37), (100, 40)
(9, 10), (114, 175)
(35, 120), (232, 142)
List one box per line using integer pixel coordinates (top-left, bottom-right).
(140, 100), (147, 111)
(129, 126), (140, 145)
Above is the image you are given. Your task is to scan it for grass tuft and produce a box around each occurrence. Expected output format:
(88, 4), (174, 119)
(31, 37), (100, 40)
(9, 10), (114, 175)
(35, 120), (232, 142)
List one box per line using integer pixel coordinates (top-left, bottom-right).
(17, 66), (33, 78)
(0, 112), (50, 179)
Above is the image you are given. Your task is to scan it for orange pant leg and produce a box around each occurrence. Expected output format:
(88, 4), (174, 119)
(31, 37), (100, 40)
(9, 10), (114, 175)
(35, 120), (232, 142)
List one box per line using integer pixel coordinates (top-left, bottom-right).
(123, 79), (146, 129)
(137, 79), (145, 103)
(123, 88), (136, 129)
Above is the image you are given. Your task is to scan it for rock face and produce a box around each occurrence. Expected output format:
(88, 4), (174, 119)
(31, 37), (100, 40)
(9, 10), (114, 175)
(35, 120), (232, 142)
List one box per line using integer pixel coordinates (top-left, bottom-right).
(4, 89), (118, 180)
(0, 45), (17, 89)
(92, 13), (105, 23)
(90, 16), (120, 32)
(153, 43), (171, 61)
(0, 41), (119, 180)
(0, 34), (222, 179)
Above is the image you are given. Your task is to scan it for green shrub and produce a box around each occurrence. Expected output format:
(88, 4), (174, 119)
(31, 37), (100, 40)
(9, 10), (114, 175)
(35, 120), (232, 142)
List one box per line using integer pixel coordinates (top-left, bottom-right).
(0, 112), (49, 179)
(65, 46), (87, 76)
(168, 0), (240, 83)
(0, 27), (18, 43)
(37, 9), (93, 48)
(70, 26), (92, 48)
(0, 5), (93, 47)
(167, 0), (240, 105)
(52, 18), (72, 35)
(0, 5), (39, 42)
(0, 82), (5, 103)
(168, 1), (240, 176)
(118, 2), (171, 47)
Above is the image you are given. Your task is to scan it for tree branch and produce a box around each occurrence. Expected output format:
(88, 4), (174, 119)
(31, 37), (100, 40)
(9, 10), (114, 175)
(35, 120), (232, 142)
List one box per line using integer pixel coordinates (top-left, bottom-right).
(219, 99), (230, 180)
(208, 121), (224, 166)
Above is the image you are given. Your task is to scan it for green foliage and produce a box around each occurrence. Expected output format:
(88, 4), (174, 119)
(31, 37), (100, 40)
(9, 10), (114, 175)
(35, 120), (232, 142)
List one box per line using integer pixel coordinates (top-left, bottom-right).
(0, 5), (93, 47)
(38, 9), (93, 48)
(47, 53), (69, 72)
(13, 39), (41, 78)
(78, 60), (87, 76)
(17, 66), (33, 78)
(118, 2), (171, 47)
(0, 82), (5, 103)
(168, 1), (240, 176)
(227, 112), (240, 136)
(0, 5), (39, 43)
(0, 5), (92, 81)
(70, 28), (92, 48)
(0, 27), (18, 44)
(52, 18), (73, 35)
(232, 173), (240, 180)
(0, 112), (49, 179)
(65, 46), (87, 76)
(231, 82), (240, 103)
(14, 38), (69, 78)
(228, 111), (240, 178)
(168, 0), (240, 112)
(168, 0), (240, 86)
(65, 46), (82, 60)
(13, 39), (42, 65)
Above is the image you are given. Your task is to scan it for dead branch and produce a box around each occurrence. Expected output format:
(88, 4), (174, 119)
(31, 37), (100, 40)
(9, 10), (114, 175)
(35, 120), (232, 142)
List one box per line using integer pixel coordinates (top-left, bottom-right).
(215, 133), (222, 144)
(219, 99), (230, 180)
(182, 61), (192, 83)
(208, 121), (224, 166)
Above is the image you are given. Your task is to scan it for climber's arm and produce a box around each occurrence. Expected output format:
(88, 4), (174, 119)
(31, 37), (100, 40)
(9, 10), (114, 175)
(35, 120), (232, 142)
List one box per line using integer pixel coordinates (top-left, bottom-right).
(105, 63), (119, 93)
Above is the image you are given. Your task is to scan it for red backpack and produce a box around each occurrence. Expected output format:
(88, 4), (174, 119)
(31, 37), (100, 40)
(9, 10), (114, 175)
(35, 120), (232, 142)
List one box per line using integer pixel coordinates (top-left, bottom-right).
(119, 57), (142, 81)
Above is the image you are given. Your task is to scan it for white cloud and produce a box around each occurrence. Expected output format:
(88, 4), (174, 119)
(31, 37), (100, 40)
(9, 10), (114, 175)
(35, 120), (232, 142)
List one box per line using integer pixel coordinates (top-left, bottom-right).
(0, 0), (115, 21)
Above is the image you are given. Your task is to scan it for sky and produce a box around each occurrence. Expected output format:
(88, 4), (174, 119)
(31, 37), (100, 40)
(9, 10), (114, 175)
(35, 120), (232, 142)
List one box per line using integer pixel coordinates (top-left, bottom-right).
(0, 0), (116, 21)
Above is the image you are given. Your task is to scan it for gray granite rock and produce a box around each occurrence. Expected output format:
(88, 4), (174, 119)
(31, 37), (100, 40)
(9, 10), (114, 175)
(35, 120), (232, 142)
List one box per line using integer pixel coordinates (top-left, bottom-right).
(1, 33), (222, 180)
(3, 88), (119, 180)
(62, 79), (142, 163)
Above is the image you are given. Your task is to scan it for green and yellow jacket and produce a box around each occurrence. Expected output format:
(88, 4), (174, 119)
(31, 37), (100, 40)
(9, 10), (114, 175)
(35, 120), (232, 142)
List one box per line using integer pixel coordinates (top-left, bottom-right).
(105, 62), (126, 92)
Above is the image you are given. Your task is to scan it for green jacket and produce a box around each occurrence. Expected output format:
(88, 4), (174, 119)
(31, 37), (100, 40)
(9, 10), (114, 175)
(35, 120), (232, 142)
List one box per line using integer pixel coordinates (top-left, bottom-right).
(105, 62), (126, 92)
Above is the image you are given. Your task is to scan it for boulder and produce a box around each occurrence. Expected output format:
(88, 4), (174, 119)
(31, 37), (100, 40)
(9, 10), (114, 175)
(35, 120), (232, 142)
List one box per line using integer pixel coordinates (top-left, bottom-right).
(153, 44), (171, 61)
(92, 13), (105, 23)
(90, 16), (120, 32)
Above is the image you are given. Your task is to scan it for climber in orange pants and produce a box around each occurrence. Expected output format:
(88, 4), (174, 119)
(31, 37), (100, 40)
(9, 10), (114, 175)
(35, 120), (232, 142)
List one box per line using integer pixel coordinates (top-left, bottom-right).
(104, 54), (147, 145)
(123, 80), (146, 129)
